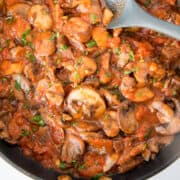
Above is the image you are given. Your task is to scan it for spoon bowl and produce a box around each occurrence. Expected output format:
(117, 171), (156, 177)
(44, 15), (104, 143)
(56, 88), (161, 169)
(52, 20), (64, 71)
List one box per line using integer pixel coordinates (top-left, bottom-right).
(106, 0), (180, 40)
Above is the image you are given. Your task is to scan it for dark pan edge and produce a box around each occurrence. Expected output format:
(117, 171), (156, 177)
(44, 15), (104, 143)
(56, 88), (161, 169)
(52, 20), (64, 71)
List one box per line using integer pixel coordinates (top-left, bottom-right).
(0, 133), (180, 180)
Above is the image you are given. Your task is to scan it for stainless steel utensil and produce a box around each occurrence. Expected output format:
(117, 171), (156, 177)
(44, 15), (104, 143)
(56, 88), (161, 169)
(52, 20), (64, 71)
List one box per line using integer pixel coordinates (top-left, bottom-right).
(106, 0), (180, 40)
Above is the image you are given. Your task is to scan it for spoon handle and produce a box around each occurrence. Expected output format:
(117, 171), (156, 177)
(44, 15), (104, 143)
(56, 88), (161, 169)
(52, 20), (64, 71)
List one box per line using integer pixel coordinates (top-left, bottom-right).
(109, 0), (180, 40)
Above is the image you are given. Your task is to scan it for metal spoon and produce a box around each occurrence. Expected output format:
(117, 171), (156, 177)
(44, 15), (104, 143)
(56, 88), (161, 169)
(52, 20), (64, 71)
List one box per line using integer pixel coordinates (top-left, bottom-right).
(106, 0), (180, 40)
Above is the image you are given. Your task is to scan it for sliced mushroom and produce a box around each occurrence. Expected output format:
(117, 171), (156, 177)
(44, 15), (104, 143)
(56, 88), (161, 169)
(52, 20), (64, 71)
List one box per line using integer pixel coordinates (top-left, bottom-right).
(0, 60), (24, 76)
(100, 89), (120, 108)
(61, 134), (85, 163)
(7, 3), (31, 18)
(153, 98), (180, 135)
(78, 152), (105, 177)
(66, 87), (106, 119)
(101, 111), (120, 137)
(69, 56), (97, 84)
(28, 4), (53, 31)
(120, 76), (154, 102)
(150, 100), (174, 123)
(103, 153), (119, 172)
(133, 62), (149, 84)
(12, 74), (31, 93)
(33, 31), (56, 57)
(35, 78), (64, 106)
(79, 132), (104, 142)
(117, 101), (138, 134)
(63, 17), (92, 43)
(72, 120), (101, 132)
(116, 44), (131, 68)
(99, 52), (112, 84)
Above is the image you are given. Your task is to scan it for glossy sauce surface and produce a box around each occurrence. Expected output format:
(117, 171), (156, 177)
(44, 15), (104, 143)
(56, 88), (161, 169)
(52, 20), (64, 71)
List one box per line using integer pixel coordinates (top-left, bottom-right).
(0, 0), (179, 179)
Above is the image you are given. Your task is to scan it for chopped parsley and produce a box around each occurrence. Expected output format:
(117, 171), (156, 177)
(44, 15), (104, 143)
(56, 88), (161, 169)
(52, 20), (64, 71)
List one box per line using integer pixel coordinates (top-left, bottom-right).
(124, 67), (138, 75)
(152, 77), (157, 85)
(86, 40), (97, 48)
(71, 121), (79, 127)
(173, 89), (177, 96)
(122, 39), (126, 44)
(21, 129), (30, 137)
(74, 72), (81, 80)
(78, 164), (86, 169)
(56, 58), (61, 65)
(21, 29), (32, 47)
(75, 57), (83, 67)
(50, 31), (59, 41)
(59, 162), (66, 169)
(6, 15), (14, 24)
(0, 47), (3, 52)
(25, 52), (36, 62)
(114, 47), (121, 56)
(91, 173), (105, 180)
(129, 50), (134, 61)
(90, 13), (97, 24)
(15, 80), (21, 90)
(23, 102), (29, 109)
(60, 44), (68, 51)
(144, 0), (151, 8)
(105, 72), (112, 78)
(32, 115), (45, 127)
(144, 128), (152, 140)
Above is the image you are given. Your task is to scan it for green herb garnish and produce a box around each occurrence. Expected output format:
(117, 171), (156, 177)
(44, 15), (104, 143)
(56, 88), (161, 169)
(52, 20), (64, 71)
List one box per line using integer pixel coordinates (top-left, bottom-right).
(0, 47), (3, 52)
(91, 173), (105, 180)
(90, 13), (97, 24)
(50, 31), (59, 41)
(144, 128), (152, 140)
(32, 115), (45, 127)
(23, 102), (29, 109)
(6, 15), (14, 24)
(59, 162), (66, 169)
(21, 29), (31, 46)
(124, 67), (138, 75)
(25, 52), (36, 62)
(74, 72), (81, 80)
(15, 80), (21, 90)
(105, 72), (112, 78)
(114, 47), (121, 56)
(78, 164), (86, 169)
(21, 129), (30, 137)
(129, 50), (134, 61)
(75, 57), (83, 67)
(60, 44), (68, 51)
(144, 0), (151, 8)
(86, 40), (97, 48)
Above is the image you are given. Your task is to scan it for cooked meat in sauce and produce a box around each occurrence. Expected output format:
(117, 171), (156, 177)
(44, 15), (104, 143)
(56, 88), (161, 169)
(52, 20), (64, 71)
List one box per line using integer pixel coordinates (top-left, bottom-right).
(0, 0), (180, 179)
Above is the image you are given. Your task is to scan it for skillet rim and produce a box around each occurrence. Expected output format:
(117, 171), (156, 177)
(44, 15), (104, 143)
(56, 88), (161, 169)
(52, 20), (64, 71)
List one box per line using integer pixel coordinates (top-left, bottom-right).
(0, 133), (180, 180)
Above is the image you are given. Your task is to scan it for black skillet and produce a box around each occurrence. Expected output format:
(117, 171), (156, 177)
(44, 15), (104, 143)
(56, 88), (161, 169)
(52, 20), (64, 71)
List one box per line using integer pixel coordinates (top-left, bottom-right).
(0, 133), (180, 180)
(0, 0), (180, 179)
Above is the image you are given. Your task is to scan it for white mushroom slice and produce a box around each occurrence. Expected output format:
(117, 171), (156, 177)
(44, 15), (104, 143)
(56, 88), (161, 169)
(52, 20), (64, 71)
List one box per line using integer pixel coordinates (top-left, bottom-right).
(63, 17), (92, 43)
(13, 74), (31, 93)
(150, 101), (174, 123)
(101, 111), (120, 137)
(154, 98), (180, 135)
(66, 87), (106, 119)
(103, 153), (119, 172)
(28, 4), (53, 31)
(61, 134), (85, 163)
(7, 3), (30, 18)
(117, 101), (138, 134)
(35, 79), (64, 106)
